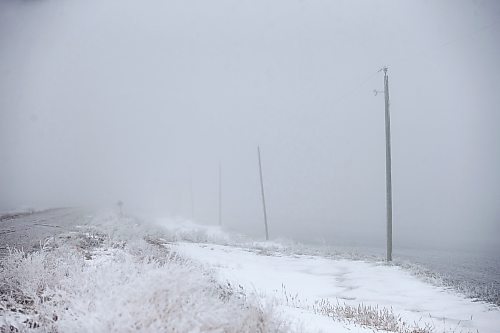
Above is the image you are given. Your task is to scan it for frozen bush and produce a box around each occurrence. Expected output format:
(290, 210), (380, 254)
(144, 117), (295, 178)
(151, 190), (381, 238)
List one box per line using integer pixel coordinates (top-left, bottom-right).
(0, 231), (292, 332)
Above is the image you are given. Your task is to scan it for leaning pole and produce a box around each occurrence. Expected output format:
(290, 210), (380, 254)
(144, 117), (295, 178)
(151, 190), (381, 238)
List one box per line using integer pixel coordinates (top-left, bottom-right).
(257, 146), (269, 241)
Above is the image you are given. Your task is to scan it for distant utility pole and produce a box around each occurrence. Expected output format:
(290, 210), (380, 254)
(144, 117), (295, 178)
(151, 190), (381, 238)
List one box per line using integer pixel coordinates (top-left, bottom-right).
(257, 146), (269, 241)
(380, 67), (393, 262)
(218, 163), (222, 226)
(189, 176), (195, 220)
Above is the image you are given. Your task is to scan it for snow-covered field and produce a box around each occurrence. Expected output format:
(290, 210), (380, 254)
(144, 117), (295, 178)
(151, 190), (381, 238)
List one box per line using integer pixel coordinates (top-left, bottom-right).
(1, 211), (499, 332)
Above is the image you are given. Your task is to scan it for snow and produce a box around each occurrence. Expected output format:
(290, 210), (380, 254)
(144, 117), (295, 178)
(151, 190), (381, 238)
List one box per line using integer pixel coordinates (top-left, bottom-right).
(173, 242), (500, 333)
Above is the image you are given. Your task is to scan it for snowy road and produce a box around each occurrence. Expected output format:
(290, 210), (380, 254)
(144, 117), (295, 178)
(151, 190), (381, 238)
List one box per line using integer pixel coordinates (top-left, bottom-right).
(174, 242), (500, 333)
(0, 208), (87, 256)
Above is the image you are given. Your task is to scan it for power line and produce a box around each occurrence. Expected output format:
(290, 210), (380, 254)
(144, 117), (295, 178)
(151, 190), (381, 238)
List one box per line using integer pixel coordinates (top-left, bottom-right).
(391, 14), (500, 68)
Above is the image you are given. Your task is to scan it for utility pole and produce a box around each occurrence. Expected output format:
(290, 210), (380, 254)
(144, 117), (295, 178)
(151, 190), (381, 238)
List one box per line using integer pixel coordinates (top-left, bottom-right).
(257, 146), (269, 241)
(218, 163), (222, 226)
(383, 67), (393, 262)
(374, 67), (393, 261)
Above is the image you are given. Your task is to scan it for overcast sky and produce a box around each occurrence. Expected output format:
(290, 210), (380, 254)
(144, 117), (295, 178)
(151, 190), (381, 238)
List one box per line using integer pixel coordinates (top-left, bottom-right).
(1, 0), (499, 251)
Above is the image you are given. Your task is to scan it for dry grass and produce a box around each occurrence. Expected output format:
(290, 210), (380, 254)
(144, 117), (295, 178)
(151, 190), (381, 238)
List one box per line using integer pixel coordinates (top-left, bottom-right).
(313, 299), (434, 333)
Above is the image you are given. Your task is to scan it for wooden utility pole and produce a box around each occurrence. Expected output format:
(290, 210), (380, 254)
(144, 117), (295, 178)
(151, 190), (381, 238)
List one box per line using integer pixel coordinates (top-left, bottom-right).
(257, 146), (269, 241)
(218, 163), (222, 226)
(383, 67), (393, 262)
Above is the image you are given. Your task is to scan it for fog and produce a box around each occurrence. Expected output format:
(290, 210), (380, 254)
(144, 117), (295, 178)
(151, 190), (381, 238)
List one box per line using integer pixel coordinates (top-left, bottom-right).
(1, 0), (499, 251)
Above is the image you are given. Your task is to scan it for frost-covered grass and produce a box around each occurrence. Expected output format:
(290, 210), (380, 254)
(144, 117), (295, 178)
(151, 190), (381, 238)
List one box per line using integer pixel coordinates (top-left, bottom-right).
(312, 299), (433, 333)
(277, 284), (434, 333)
(0, 215), (292, 332)
(394, 259), (500, 307)
(153, 218), (248, 245)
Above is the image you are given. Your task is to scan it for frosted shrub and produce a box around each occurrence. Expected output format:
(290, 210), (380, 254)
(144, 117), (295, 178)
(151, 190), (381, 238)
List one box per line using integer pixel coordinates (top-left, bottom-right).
(0, 232), (291, 332)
